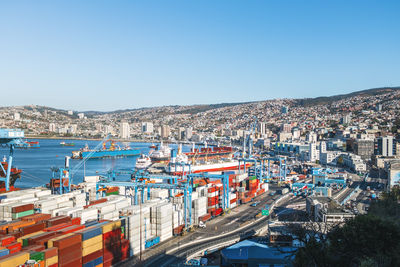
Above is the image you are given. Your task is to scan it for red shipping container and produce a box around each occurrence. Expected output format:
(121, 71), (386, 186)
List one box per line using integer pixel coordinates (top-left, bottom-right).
(57, 224), (85, 234)
(0, 235), (15, 246)
(199, 213), (211, 222)
(44, 222), (73, 232)
(71, 217), (81, 225)
(103, 259), (112, 267)
(43, 247), (58, 259)
(21, 213), (51, 223)
(46, 216), (71, 227)
(103, 228), (122, 242)
(34, 233), (63, 247)
(48, 264), (58, 267)
(53, 234), (82, 250)
(12, 204), (34, 213)
(22, 244), (45, 252)
(28, 232), (57, 246)
(59, 257), (82, 267)
(20, 221), (47, 236)
(83, 249), (103, 264)
(6, 242), (22, 254)
(58, 246), (82, 265)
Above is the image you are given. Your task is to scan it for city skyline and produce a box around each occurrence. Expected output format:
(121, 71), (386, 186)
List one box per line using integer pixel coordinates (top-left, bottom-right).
(1, 1), (399, 111)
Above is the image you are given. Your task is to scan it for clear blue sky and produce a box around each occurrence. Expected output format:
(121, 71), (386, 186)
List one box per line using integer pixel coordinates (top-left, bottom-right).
(1, 1), (399, 111)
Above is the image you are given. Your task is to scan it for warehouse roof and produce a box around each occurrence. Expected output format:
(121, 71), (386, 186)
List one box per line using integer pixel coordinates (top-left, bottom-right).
(221, 240), (296, 261)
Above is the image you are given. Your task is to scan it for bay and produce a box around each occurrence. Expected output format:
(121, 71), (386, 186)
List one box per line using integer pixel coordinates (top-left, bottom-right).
(0, 139), (189, 188)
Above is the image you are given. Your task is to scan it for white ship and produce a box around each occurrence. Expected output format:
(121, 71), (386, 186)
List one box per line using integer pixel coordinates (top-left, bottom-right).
(149, 141), (171, 163)
(135, 154), (152, 169)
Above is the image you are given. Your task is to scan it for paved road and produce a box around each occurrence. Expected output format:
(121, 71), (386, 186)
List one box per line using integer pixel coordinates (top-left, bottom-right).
(117, 186), (283, 267)
(145, 196), (294, 267)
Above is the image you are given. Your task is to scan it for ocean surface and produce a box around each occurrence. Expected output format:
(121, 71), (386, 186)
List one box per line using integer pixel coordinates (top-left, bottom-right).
(0, 139), (190, 188)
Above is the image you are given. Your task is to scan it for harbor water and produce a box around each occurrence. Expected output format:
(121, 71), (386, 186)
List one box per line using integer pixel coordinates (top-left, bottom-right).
(0, 139), (189, 188)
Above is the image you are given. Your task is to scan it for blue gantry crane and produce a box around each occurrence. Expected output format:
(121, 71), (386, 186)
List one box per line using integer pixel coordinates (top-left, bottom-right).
(0, 129), (25, 191)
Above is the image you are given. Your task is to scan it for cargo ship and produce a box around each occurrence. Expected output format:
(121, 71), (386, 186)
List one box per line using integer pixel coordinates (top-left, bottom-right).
(149, 142), (234, 163)
(72, 141), (140, 159)
(15, 141), (40, 149)
(166, 159), (252, 175)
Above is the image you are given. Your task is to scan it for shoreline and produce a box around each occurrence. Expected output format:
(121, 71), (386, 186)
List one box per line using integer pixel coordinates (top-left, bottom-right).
(24, 135), (198, 145)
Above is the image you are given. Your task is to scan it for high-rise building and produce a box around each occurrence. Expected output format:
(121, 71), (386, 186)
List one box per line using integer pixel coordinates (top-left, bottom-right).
(142, 122), (153, 134)
(120, 122), (130, 139)
(320, 141), (327, 154)
(340, 114), (351, 124)
(258, 122), (268, 136)
(309, 143), (319, 162)
(186, 127), (193, 140)
(178, 127), (185, 140)
(49, 123), (56, 132)
(306, 132), (317, 143)
(104, 125), (114, 135)
(354, 139), (374, 161)
(376, 136), (394, 157)
(161, 125), (170, 139)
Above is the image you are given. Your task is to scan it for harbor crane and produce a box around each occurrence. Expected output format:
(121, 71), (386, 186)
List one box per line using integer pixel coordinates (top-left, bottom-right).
(0, 129), (25, 191)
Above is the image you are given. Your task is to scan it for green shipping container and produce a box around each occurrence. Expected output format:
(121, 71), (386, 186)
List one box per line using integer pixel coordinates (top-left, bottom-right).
(193, 183), (199, 188)
(106, 190), (119, 196)
(249, 176), (257, 181)
(12, 209), (34, 219)
(30, 251), (44, 262)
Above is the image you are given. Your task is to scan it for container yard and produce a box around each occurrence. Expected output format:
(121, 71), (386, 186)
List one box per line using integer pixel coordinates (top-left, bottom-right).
(0, 166), (271, 266)
(0, 129), (279, 266)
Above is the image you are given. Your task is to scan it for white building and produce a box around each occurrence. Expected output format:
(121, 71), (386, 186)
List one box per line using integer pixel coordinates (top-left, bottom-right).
(292, 128), (301, 140)
(14, 113), (20, 121)
(161, 125), (170, 139)
(306, 132), (317, 143)
(142, 122), (154, 134)
(377, 136), (394, 157)
(309, 143), (319, 163)
(68, 110), (73, 115)
(341, 153), (366, 172)
(120, 122), (130, 139)
(186, 127), (193, 140)
(49, 123), (56, 132)
(78, 113), (85, 119)
(319, 141), (327, 154)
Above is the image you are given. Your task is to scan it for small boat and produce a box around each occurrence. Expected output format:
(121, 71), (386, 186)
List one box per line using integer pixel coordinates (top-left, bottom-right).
(135, 154), (152, 169)
(60, 141), (75, 147)
(149, 143), (157, 149)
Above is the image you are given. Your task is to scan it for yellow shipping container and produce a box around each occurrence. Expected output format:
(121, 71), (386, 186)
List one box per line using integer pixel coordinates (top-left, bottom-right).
(82, 234), (103, 248)
(95, 264), (103, 267)
(82, 241), (103, 257)
(48, 233), (74, 248)
(0, 252), (29, 267)
(45, 255), (58, 267)
(102, 220), (121, 234)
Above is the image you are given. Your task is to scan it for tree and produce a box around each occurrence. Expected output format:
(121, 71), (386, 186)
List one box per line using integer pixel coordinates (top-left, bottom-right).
(293, 188), (400, 267)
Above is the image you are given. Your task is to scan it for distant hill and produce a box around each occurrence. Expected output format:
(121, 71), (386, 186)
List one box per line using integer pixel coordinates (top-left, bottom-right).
(295, 86), (400, 106)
